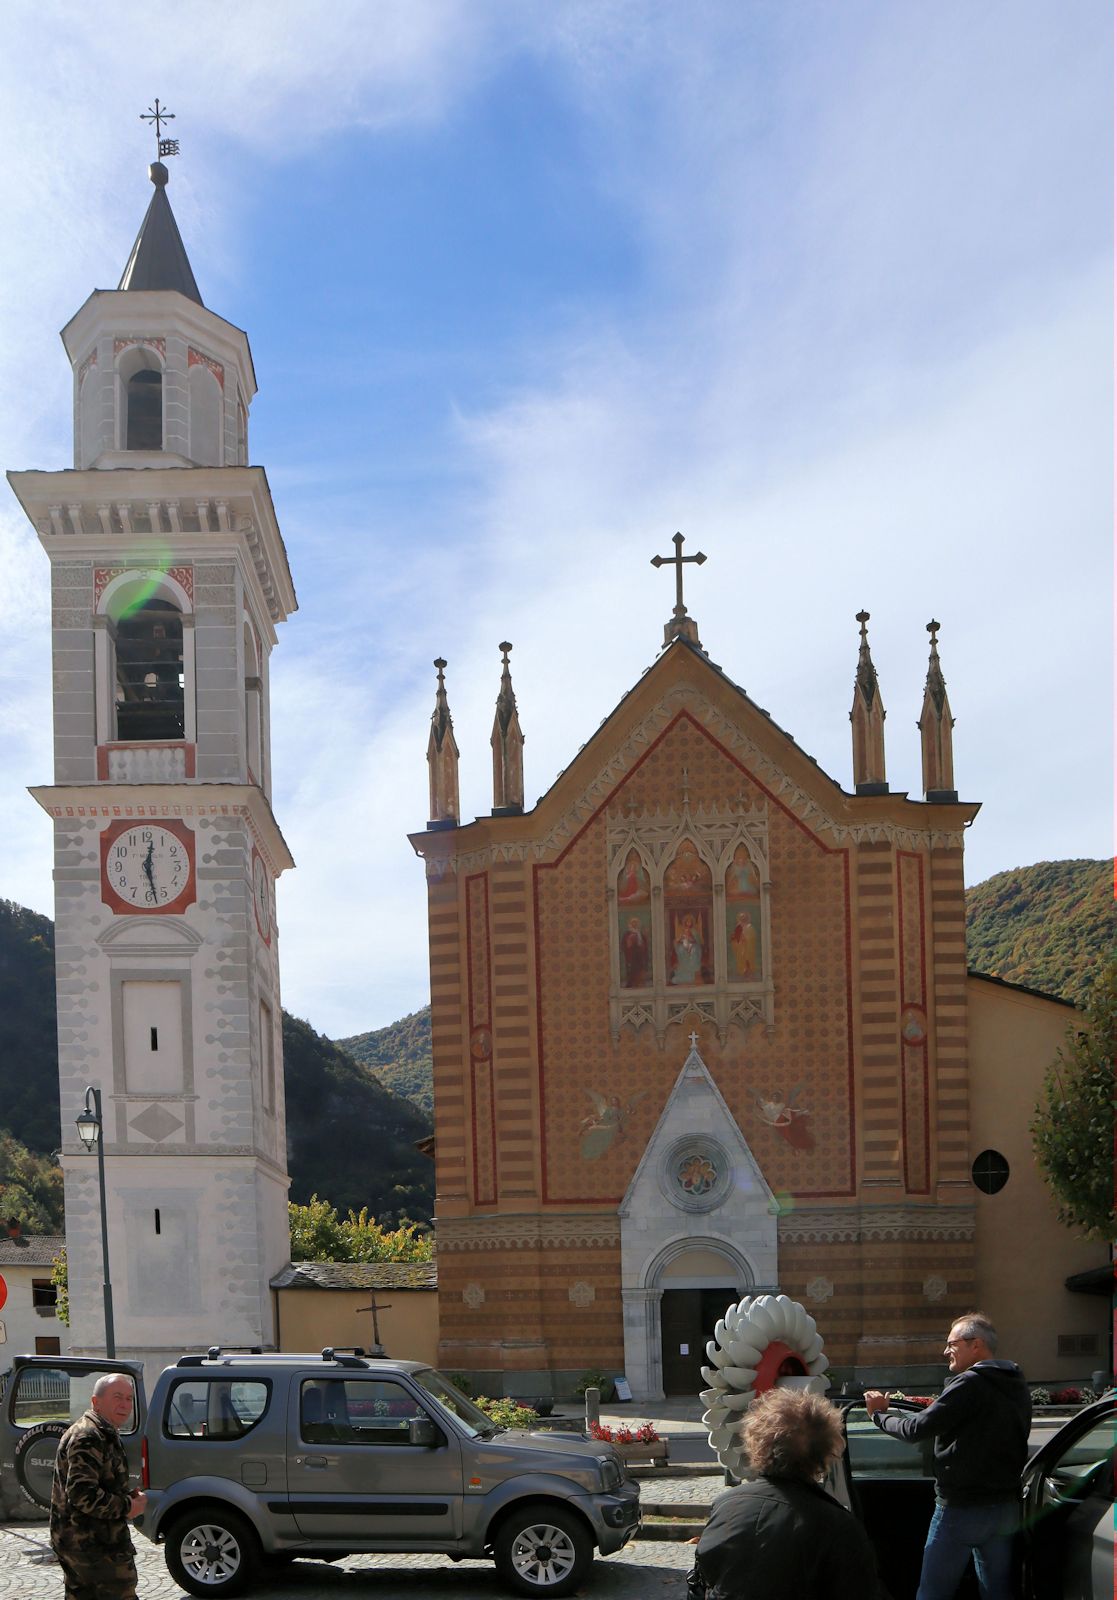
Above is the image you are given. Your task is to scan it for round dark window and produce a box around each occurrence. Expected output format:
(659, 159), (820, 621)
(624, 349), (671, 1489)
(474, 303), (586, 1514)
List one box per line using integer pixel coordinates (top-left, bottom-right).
(971, 1149), (1010, 1195)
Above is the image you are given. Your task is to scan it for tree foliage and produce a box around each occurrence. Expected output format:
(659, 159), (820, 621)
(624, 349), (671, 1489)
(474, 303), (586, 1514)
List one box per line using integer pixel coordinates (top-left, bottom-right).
(289, 1196), (433, 1262)
(0, 1129), (64, 1231)
(1031, 959), (1116, 1240)
(51, 1245), (69, 1327)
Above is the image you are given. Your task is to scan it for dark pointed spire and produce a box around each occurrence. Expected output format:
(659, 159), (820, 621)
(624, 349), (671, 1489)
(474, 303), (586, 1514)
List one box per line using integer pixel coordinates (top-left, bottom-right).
(426, 658), (460, 829)
(118, 163), (203, 305)
(919, 619), (958, 802)
(491, 641), (525, 814)
(850, 610), (888, 794)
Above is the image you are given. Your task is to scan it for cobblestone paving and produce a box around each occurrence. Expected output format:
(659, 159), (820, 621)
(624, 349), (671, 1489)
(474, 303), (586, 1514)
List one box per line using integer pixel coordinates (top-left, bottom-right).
(0, 1522), (702, 1599)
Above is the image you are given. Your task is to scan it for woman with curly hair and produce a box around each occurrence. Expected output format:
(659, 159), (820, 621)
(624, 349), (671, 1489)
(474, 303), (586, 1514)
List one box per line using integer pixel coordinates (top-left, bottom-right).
(694, 1387), (878, 1599)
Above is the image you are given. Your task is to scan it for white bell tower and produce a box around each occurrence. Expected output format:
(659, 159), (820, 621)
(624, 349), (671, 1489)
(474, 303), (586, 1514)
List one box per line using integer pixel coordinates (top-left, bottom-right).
(8, 155), (297, 1373)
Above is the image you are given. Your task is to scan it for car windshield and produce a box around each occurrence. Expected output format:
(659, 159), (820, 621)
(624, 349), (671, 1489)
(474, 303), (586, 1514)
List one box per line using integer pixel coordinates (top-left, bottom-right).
(411, 1369), (499, 1438)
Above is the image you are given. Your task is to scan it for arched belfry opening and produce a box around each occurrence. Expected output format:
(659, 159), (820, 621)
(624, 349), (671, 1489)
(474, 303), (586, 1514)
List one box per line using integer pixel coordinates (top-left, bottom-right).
(118, 346), (164, 451)
(114, 597), (185, 740)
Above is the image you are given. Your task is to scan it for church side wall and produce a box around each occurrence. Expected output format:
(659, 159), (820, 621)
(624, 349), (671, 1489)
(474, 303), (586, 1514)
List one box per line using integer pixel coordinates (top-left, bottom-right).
(967, 978), (1109, 1381)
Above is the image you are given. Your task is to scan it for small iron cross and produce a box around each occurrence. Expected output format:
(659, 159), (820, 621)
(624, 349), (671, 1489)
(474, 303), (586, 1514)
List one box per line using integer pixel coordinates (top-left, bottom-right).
(356, 1293), (393, 1350)
(651, 532), (706, 621)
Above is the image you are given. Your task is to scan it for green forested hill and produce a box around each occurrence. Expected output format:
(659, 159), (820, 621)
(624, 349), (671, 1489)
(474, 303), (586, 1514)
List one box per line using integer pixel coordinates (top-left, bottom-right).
(0, 901), (62, 1154)
(282, 1014), (432, 1225)
(965, 859), (1112, 1007)
(338, 1008), (433, 1114)
(0, 901), (433, 1229)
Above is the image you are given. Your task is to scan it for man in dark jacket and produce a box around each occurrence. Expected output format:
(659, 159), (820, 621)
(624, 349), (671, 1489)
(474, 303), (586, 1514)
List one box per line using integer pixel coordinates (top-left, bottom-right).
(695, 1387), (878, 1599)
(50, 1372), (146, 1600)
(865, 1310), (1030, 1600)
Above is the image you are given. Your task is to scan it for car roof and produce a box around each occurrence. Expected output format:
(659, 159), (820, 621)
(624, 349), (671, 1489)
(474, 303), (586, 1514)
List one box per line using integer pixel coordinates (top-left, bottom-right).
(167, 1351), (431, 1375)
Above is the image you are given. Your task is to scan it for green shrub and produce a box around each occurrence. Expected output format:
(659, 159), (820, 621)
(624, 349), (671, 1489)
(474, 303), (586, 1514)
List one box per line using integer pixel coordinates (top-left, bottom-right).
(575, 1370), (615, 1402)
(474, 1396), (540, 1429)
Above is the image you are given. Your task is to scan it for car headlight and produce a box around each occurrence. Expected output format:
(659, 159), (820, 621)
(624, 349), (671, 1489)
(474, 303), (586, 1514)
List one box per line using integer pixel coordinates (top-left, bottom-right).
(597, 1453), (623, 1491)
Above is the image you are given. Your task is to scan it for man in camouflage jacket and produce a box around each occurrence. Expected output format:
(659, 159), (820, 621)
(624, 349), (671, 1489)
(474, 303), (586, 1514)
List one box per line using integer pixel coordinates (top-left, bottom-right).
(50, 1373), (146, 1600)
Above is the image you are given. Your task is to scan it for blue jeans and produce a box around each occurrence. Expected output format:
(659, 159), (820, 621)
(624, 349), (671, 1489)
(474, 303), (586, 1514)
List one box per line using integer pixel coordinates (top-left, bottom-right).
(917, 1500), (1019, 1600)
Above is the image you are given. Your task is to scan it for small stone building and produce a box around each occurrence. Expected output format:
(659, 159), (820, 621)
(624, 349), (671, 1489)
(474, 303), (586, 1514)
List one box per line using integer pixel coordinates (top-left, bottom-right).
(0, 1233), (69, 1364)
(271, 1260), (438, 1366)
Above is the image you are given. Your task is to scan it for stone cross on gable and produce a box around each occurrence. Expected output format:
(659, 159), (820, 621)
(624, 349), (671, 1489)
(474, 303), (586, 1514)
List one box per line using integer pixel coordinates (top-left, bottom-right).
(651, 532), (706, 649)
(689, 1030), (699, 1049)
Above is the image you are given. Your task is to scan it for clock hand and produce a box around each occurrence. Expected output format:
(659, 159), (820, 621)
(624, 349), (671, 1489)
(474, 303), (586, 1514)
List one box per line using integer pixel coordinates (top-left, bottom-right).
(143, 842), (157, 899)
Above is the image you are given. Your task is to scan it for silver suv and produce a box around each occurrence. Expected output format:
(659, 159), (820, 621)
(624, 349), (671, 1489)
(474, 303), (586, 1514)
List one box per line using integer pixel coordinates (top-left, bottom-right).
(3, 1349), (640, 1598)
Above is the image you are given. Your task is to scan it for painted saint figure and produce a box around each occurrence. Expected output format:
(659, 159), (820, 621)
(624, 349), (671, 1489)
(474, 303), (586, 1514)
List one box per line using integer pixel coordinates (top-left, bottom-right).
(621, 914), (650, 988)
(671, 911), (705, 985)
(730, 910), (758, 977)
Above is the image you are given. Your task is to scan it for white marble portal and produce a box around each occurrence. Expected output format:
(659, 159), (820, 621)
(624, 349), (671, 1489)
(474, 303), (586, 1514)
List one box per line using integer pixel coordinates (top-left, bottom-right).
(618, 1040), (778, 1401)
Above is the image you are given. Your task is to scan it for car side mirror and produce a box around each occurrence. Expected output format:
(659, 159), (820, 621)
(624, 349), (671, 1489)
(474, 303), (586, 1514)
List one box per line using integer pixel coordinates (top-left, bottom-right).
(409, 1417), (439, 1448)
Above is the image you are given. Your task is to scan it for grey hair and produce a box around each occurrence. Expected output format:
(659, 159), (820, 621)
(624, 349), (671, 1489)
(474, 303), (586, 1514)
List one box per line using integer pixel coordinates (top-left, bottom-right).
(92, 1373), (131, 1398)
(951, 1312), (997, 1353)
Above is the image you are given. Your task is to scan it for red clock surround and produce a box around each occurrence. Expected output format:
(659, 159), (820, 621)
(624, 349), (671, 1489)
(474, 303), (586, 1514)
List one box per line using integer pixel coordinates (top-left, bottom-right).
(99, 817), (197, 916)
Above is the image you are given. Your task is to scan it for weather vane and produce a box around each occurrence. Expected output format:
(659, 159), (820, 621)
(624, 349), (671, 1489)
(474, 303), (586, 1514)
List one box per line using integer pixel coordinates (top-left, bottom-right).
(140, 98), (180, 159)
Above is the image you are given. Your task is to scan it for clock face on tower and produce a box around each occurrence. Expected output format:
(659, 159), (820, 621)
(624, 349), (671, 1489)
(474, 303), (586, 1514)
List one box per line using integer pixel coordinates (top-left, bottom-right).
(100, 819), (197, 915)
(252, 848), (272, 943)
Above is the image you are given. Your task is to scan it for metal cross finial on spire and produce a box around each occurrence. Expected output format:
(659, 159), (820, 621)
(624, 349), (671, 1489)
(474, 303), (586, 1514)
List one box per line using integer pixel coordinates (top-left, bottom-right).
(141, 98), (180, 159)
(651, 532), (706, 620)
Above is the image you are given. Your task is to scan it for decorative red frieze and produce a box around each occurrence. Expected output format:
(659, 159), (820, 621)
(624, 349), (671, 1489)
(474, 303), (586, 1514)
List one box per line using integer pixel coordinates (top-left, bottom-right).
(94, 565), (194, 604)
(113, 336), (165, 358)
(188, 347), (225, 389)
(78, 350), (97, 383)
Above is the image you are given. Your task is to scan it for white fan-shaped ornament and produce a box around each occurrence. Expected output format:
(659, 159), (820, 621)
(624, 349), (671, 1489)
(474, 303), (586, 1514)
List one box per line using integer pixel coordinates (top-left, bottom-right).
(700, 1293), (830, 1481)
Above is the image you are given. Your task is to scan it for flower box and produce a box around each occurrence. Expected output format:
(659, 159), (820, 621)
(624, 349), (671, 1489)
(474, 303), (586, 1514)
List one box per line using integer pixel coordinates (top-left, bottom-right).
(614, 1439), (669, 1466)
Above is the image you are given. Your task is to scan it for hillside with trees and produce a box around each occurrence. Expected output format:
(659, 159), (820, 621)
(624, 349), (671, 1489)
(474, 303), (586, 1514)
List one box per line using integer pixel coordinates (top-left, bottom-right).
(282, 1014), (432, 1224)
(0, 900), (432, 1230)
(965, 859), (1112, 1007)
(338, 1007), (433, 1114)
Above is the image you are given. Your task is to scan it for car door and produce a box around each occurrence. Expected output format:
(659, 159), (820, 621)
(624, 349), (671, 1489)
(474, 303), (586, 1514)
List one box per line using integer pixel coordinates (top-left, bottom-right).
(838, 1399), (940, 1600)
(287, 1374), (463, 1544)
(1021, 1398), (1116, 1600)
(1, 1355), (146, 1514)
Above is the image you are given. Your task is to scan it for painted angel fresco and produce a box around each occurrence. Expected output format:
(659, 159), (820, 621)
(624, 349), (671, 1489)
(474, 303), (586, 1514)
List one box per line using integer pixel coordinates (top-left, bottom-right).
(579, 1087), (648, 1160)
(755, 1086), (814, 1151)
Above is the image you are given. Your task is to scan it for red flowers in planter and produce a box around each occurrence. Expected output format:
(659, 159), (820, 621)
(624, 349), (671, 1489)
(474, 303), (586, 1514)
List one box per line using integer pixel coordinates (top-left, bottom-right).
(589, 1421), (660, 1443)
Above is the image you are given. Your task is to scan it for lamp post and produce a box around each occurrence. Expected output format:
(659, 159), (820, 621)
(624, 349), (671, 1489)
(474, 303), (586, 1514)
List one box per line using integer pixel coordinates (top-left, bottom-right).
(75, 1085), (115, 1358)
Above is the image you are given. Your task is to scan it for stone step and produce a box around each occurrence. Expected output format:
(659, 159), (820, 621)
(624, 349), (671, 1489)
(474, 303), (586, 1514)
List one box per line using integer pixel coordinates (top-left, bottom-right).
(635, 1516), (707, 1542)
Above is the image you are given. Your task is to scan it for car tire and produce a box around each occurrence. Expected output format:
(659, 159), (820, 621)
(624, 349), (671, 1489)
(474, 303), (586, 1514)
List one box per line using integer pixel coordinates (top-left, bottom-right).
(164, 1507), (260, 1598)
(493, 1504), (593, 1597)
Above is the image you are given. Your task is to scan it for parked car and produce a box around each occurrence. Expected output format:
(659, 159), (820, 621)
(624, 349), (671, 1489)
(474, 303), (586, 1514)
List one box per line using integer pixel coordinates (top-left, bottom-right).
(0, 1349), (640, 1597)
(840, 1394), (1116, 1600)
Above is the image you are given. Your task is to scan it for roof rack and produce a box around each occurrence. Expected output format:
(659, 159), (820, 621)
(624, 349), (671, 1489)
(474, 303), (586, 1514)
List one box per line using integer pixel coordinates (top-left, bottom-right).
(321, 1347), (369, 1368)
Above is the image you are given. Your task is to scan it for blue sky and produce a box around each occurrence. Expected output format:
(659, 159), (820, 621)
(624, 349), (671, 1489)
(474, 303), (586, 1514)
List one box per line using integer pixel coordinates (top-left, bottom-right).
(0, 2), (1110, 1037)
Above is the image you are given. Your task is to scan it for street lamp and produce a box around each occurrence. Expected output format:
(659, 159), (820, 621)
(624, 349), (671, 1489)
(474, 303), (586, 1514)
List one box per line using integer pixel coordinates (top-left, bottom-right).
(76, 1085), (115, 1358)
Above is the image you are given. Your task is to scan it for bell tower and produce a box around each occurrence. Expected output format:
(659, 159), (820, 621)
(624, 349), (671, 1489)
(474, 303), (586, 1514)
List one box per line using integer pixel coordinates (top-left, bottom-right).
(8, 151), (297, 1373)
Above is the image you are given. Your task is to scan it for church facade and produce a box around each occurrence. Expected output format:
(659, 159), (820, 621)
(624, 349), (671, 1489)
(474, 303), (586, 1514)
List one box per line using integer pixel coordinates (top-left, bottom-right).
(412, 582), (1106, 1397)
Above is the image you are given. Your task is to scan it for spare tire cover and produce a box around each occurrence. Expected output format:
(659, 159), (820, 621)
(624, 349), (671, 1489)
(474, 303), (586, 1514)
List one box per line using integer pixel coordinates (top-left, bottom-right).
(14, 1421), (68, 1509)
